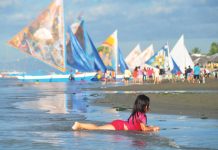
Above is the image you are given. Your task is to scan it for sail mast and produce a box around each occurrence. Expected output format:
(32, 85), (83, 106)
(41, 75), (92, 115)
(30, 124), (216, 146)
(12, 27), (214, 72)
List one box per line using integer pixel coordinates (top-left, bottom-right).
(61, 0), (67, 71)
(114, 30), (118, 75)
(167, 42), (170, 70)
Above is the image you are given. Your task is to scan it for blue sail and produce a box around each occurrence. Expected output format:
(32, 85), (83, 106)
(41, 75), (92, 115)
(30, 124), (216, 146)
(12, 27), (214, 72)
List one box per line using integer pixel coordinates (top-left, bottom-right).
(118, 47), (128, 73)
(67, 26), (95, 72)
(81, 20), (106, 73)
(67, 20), (106, 73)
(87, 33), (106, 73)
(171, 57), (181, 74)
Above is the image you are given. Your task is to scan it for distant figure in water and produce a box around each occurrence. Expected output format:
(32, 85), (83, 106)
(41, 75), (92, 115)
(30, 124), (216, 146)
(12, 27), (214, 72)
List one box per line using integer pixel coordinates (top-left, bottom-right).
(72, 94), (160, 132)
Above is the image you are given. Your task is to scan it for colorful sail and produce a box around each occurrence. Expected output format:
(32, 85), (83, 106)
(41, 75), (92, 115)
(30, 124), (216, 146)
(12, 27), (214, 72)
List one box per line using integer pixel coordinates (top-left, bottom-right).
(97, 30), (118, 72)
(125, 44), (142, 70)
(145, 44), (168, 69)
(170, 35), (194, 73)
(8, 0), (66, 72)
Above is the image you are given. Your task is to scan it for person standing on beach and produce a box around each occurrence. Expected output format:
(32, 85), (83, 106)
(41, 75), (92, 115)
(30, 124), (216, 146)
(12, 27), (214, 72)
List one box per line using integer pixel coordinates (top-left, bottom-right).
(72, 94), (160, 132)
(137, 66), (143, 84)
(104, 69), (111, 83)
(193, 63), (201, 83)
(133, 67), (138, 83)
(124, 69), (132, 84)
(153, 66), (160, 84)
(184, 67), (188, 80)
(147, 68), (153, 82)
(187, 66), (193, 83)
(143, 67), (147, 82)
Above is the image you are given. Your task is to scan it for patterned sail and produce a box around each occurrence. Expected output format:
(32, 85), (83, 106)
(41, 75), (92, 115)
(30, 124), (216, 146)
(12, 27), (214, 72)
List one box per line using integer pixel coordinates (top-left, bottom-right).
(145, 44), (169, 69)
(125, 44), (142, 70)
(170, 35), (194, 73)
(8, 0), (65, 72)
(97, 30), (118, 72)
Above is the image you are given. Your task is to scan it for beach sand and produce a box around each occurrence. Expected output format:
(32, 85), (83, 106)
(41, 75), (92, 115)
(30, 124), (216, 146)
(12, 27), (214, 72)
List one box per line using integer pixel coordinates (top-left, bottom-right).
(92, 78), (218, 119)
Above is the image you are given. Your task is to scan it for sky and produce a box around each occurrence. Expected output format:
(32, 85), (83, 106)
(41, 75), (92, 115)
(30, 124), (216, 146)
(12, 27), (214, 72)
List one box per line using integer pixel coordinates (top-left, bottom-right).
(0, 0), (218, 63)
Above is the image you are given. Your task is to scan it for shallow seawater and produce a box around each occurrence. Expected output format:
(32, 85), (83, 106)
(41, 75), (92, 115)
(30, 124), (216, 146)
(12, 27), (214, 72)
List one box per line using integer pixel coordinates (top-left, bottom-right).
(0, 78), (218, 150)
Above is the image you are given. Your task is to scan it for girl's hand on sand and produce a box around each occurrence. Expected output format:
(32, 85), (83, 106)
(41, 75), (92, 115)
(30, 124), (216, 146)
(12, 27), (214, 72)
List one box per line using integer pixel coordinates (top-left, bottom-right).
(152, 126), (160, 132)
(148, 125), (160, 132)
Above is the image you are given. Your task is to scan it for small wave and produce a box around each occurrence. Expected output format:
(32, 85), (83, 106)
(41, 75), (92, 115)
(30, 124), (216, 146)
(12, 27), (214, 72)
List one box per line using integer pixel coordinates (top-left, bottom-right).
(87, 90), (218, 94)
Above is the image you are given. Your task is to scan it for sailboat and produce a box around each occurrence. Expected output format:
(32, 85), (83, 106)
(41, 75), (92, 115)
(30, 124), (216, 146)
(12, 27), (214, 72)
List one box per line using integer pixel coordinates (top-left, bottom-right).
(169, 35), (194, 73)
(145, 44), (169, 69)
(97, 30), (128, 80)
(8, 0), (105, 82)
(125, 44), (142, 71)
(137, 44), (154, 68)
(67, 20), (107, 81)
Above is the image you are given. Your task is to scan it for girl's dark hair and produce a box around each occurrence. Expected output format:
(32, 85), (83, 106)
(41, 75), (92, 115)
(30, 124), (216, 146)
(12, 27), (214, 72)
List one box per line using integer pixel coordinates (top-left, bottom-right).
(128, 94), (150, 123)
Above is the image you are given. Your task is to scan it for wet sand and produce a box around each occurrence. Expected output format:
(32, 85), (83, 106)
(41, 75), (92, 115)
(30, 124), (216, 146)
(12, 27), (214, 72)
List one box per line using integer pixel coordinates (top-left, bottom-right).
(93, 78), (218, 119)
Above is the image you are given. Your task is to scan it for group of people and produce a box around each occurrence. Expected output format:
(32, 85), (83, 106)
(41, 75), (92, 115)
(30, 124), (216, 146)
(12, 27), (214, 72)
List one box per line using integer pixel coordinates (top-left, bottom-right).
(183, 63), (217, 84)
(124, 66), (162, 84)
(123, 63), (216, 84)
(95, 63), (215, 84)
(95, 69), (116, 83)
(184, 63), (202, 83)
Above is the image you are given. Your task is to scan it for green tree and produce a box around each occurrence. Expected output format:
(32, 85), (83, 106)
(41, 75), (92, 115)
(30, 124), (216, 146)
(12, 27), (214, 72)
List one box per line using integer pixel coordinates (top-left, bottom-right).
(208, 42), (218, 55)
(192, 47), (201, 54)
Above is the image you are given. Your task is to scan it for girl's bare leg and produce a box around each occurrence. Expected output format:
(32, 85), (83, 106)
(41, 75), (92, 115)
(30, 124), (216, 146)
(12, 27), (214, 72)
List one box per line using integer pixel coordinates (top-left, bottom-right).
(72, 122), (115, 130)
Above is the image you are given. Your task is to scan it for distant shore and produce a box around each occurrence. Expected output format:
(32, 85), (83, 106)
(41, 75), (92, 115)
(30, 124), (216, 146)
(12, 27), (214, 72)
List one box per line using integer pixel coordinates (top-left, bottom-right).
(92, 78), (218, 119)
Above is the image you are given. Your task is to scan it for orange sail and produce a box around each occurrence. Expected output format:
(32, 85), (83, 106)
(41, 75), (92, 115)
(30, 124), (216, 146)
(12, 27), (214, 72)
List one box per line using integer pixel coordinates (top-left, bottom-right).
(97, 30), (118, 72)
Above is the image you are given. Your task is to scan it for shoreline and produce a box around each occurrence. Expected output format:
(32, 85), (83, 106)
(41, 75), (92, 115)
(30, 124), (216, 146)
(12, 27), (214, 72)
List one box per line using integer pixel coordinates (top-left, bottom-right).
(92, 78), (218, 119)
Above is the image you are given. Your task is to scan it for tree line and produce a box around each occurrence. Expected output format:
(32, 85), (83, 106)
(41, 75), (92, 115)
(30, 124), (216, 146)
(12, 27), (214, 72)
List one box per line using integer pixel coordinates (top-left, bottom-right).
(192, 42), (218, 55)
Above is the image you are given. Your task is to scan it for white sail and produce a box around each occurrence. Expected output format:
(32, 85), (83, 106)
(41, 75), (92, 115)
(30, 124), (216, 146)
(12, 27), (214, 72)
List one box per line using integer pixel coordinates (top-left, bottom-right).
(125, 44), (142, 70)
(138, 44), (154, 67)
(170, 35), (194, 73)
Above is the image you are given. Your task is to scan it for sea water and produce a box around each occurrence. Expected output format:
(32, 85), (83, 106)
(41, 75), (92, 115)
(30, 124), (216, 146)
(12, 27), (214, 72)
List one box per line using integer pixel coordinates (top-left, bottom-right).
(0, 78), (218, 150)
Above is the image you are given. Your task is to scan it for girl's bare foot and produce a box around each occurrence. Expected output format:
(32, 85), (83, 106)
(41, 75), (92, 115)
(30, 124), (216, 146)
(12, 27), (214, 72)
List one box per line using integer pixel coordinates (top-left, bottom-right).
(72, 122), (80, 130)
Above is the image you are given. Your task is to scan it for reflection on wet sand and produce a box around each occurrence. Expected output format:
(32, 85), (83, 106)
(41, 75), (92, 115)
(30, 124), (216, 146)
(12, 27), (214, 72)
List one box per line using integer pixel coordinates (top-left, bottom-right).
(68, 93), (88, 113)
(14, 82), (95, 113)
(15, 94), (68, 114)
(15, 92), (91, 114)
(32, 132), (64, 146)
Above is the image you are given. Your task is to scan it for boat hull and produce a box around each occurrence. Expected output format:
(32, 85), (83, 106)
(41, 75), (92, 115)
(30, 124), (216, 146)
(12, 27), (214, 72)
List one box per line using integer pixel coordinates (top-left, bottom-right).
(16, 72), (97, 82)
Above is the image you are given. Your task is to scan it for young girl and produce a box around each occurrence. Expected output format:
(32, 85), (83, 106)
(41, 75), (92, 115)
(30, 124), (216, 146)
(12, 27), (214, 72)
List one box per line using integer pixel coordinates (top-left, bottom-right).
(72, 94), (159, 132)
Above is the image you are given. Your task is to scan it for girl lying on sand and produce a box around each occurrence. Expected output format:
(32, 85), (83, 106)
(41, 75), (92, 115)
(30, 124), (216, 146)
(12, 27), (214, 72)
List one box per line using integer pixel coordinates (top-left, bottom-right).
(72, 94), (160, 132)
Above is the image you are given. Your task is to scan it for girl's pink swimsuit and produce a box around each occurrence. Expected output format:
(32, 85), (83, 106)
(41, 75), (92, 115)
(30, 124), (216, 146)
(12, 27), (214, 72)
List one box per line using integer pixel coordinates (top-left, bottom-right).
(110, 112), (147, 131)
